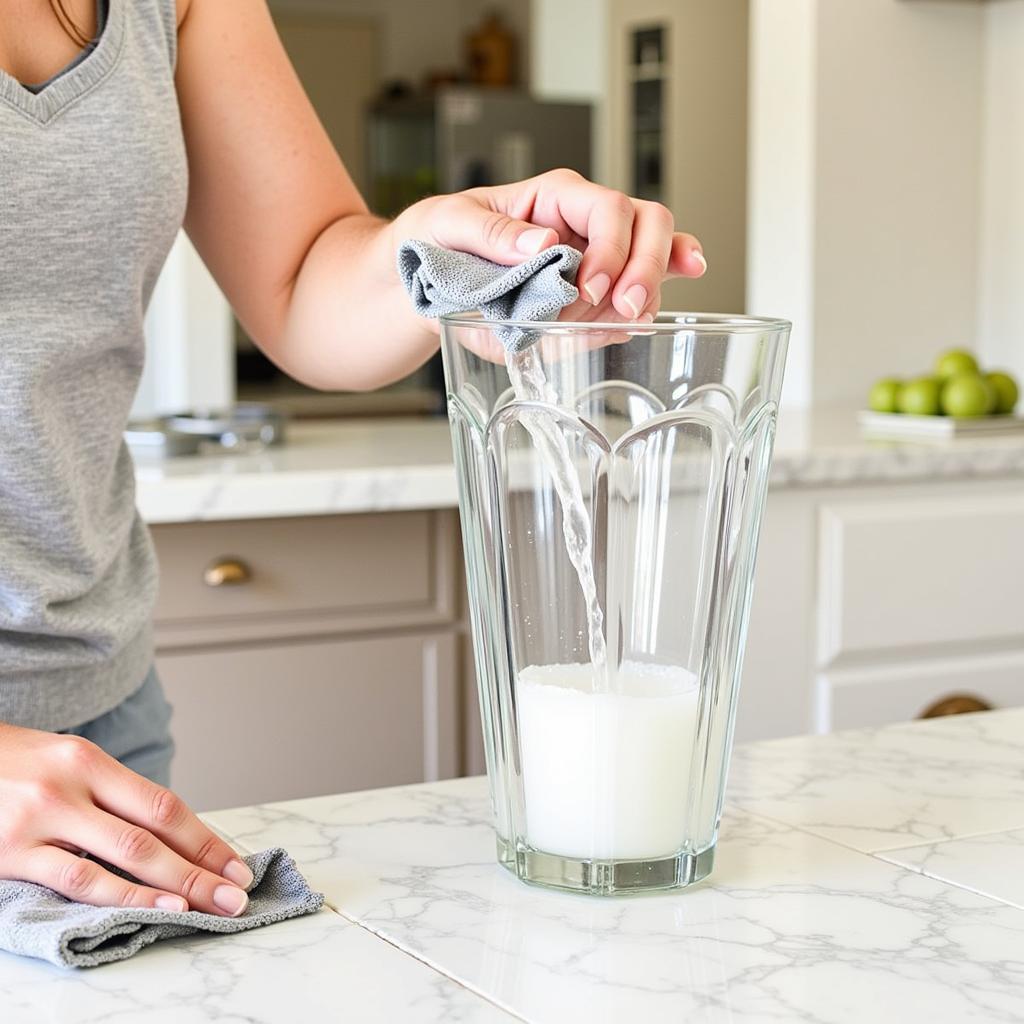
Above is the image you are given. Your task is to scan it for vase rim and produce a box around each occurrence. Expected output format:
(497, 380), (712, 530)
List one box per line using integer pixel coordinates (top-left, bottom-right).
(439, 311), (792, 335)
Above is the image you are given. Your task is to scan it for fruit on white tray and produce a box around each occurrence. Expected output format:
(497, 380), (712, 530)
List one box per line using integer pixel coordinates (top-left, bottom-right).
(867, 349), (1018, 418)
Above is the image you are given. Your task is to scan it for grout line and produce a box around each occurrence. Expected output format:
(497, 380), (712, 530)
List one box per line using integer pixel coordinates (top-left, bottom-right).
(870, 851), (1024, 913)
(729, 801), (1024, 857)
(210, 803), (1023, 1017)
(201, 818), (523, 1021)
(866, 822), (1024, 854)
(734, 804), (1024, 914)
(328, 904), (528, 1022)
(299, 896), (525, 1020)
(728, 803), (883, 858)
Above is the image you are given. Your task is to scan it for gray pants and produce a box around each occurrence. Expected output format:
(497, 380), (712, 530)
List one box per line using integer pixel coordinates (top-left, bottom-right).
(62, 668), (175, 786)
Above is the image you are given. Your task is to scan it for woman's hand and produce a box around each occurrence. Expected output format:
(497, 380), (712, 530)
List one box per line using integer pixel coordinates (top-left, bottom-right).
(0, 723), (253, 916)
(389, 167), (707, 326)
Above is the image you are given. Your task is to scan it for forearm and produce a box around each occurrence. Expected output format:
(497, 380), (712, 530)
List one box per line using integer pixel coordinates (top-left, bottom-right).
(176, 3), (705, 395)
(263, 213), (437, 392)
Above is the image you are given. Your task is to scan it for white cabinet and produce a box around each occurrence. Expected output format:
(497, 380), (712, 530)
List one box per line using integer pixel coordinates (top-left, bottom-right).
(820, 649), (1024, 732)
(735, 476), (1024, 742)
(732, 488), (817, 741)
(818, 495), (1024, 662)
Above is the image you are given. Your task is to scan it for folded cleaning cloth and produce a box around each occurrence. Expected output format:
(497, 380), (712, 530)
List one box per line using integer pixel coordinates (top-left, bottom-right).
(397, 239), (582, 351)
(0, 847), (324, 969)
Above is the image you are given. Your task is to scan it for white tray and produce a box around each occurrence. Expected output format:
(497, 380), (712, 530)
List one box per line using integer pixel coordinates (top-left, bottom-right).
(858, 410), (1024, 439)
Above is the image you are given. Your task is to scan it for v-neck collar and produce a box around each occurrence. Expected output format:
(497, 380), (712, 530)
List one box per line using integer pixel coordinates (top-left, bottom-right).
(0, 0), (126, 127)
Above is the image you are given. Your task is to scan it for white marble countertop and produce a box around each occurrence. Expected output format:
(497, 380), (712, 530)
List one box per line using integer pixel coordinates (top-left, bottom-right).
(3, 708), (1024, 1022)
(134, 408), (1024, 524)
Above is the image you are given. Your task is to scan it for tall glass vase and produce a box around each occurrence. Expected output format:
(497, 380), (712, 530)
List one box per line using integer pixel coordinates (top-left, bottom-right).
(442, 313), (790, 895)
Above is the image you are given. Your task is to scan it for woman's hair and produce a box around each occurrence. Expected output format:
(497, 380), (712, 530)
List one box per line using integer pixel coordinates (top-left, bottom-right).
(50, 0), (92, 48)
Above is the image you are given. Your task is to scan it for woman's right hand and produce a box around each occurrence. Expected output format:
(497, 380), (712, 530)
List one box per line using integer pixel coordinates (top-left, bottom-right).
(0, 723), (253, 916)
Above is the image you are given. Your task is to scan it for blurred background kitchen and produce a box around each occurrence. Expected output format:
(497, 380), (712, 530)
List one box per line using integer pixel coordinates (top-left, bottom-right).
(134, 0), (1024, 812)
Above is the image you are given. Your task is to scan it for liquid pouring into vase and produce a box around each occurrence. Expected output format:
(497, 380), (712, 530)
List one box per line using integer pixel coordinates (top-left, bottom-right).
(442, 312), (789, 895)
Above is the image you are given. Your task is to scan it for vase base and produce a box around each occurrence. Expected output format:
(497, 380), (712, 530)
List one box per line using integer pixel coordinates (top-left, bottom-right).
(496, 837), (715, 896)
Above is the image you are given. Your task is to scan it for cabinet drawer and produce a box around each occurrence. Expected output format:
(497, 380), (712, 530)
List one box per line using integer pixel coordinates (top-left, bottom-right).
(153, 511), (457, 646)
(818, 496), (1024, 664)
(819, 649), (1024, 731)
(159, 631), (458, 811)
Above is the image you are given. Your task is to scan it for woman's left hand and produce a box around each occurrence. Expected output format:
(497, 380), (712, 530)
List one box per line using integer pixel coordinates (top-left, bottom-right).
(389, 168), (707, 325)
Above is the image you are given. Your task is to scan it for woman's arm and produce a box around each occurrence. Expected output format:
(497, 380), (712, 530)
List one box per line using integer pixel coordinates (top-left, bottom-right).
(175, 0), (706, 392)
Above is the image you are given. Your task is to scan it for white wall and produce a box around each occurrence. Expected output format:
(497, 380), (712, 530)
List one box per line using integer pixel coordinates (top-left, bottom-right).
(746, 0), (817, 409)
(748, 0), (989, 408)
(978, 0), (1024, 384)
(813, 0), (985, 405)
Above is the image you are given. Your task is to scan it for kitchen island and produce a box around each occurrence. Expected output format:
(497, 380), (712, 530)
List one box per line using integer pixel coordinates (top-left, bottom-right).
(135, 412), (1024, 811)
(3, 708), (1023, 1022)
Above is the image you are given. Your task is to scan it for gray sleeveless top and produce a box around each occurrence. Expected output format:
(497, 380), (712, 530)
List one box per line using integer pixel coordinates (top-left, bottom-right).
(0, 0), (186, 731)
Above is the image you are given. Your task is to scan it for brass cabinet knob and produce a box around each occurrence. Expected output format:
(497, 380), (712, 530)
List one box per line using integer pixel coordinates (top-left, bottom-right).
(918, 693), (992, 719)
(203, 558), (252, 587)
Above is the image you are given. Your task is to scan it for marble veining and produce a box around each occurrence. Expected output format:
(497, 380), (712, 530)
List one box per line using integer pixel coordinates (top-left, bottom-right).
(132, 411), (1024, 525)
(879, 828), (1024, 911)
(728, 708), (1024, 852)
(0, 907), (515, 1024)
(205, 769), (1024, 1024)
(5, 710), (1024, 1022)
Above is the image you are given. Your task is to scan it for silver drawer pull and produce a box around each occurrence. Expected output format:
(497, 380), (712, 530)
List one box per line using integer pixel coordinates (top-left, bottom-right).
(203, 558), (252, 587)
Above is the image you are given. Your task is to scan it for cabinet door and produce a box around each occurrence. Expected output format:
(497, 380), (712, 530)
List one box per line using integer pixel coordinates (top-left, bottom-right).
(158, 632), (457, 812)
(819, 495), (1024, 664)
(820, 649), (1024, 732)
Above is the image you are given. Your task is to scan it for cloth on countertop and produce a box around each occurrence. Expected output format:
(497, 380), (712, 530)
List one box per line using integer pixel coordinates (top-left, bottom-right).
(0, 847), (324, 969)
(397, 239), (581, 351)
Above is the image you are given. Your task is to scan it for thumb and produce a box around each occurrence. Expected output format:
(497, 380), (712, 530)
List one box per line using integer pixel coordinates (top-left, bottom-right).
(426, 195), (559, 266)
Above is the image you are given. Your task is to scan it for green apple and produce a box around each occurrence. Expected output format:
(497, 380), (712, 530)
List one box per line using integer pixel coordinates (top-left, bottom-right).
(941, 373), (997, 417)
(868, 378), (903, 413)
(986, 371), (1019, 415)
(897, 376), (943, 416)
(935, 349), (980, 380)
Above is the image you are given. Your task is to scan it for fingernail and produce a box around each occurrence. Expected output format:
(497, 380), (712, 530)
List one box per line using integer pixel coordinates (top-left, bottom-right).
(639, 312), (655, 323)
(622, 285), (648, 319)
(213, 884), (249, 917)
(155, 894), (188, 912)
(692, 249), (708, 275)
(582, 272), (610, 306)
(515, 228), (551, 255)
(223, 858), (254, 890)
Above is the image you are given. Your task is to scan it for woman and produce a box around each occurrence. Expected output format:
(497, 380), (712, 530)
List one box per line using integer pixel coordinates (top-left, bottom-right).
(0, 0), (705, 919)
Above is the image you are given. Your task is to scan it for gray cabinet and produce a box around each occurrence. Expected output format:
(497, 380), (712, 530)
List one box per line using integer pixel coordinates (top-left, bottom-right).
(159, 632), (457, 812)
(151, 511), (467, 811)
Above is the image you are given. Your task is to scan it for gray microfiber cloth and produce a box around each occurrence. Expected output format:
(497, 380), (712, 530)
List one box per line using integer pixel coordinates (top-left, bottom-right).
(0, 847), (324, 969)
(397, 239), (582, 351)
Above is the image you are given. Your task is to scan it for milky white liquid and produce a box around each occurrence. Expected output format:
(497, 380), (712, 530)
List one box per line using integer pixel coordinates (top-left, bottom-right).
(517, 662), (701, 860)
